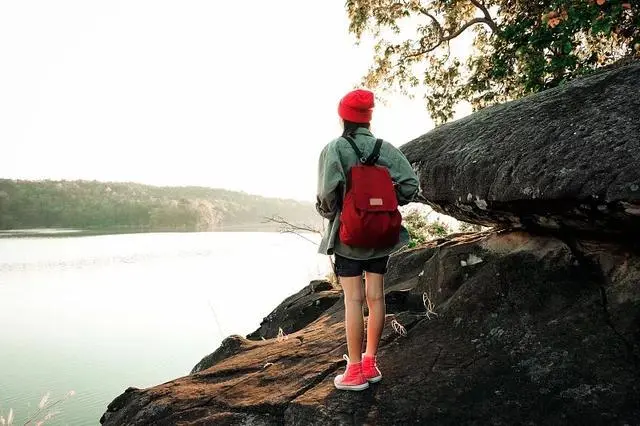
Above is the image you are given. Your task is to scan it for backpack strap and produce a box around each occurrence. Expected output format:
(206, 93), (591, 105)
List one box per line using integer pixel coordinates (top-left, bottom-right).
(343, 134), (366, 163)
(365, 139), (383, 165)
(343, 135), (383, 165)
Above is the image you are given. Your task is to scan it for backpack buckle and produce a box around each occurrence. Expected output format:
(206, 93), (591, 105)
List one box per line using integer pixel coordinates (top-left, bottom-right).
(363, 155), (379, 165)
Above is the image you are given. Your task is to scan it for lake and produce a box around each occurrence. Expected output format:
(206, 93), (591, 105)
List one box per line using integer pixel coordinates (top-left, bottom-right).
(0, 232), (328, 425)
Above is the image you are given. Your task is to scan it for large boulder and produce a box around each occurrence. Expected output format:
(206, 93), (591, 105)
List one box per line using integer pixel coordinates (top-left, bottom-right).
(401, 61), (640, 237)
(100, 231), (640, 425)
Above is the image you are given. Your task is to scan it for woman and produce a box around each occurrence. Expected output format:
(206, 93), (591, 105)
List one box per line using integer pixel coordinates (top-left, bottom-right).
(316, 89), (420, 391)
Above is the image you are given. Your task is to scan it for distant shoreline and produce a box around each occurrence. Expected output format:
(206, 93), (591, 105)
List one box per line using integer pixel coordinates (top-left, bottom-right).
(0, 224), (298, 239)
(0, 179), (321, 235)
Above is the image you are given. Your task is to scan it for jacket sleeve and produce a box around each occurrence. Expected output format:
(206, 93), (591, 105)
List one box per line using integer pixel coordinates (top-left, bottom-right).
(315, 142), (345, 220)
(388, 145), (420, 206)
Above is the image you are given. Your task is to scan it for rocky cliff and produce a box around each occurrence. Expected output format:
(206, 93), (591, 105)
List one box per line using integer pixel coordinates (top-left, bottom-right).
(100, 62), (640, 425)
(402, 61), (640, 238)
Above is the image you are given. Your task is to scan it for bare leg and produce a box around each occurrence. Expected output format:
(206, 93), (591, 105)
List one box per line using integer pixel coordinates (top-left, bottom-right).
(340, 276), (365, 363)
(364, 271), (385, 357)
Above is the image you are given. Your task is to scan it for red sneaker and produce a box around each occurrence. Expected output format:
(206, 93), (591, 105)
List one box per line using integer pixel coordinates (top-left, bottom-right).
(362, 353), (382, 383)
(334, 355), (370, 391)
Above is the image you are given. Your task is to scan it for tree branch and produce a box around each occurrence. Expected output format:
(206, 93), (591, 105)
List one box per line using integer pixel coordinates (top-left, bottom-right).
(401, 17), (493, 61)
(412, 2), (444, 39)
(263, 216), (321, 245)
(264, 216), (320, 234)
(403, 38), (444, 60)
(400, 1), (498, 62)
(443, 17), (495, 40)
(263, 215), (337, 284)
(469, 0), (499, 33)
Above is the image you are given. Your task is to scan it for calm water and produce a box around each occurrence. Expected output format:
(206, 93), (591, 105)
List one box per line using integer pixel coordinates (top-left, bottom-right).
(0, 232), (327, 425)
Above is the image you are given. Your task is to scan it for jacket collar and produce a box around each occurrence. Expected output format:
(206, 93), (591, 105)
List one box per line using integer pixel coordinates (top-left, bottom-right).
(350, 127), (373, 137)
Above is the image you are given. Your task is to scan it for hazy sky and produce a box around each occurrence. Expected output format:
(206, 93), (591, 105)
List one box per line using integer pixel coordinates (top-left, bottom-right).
(0, 1), (457, 201)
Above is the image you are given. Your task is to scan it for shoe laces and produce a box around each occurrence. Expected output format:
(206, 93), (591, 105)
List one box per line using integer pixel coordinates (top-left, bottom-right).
(342, 354), (363, 379)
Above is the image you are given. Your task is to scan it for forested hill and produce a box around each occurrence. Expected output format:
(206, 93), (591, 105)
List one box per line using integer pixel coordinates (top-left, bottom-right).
(0, 179), (321, 232)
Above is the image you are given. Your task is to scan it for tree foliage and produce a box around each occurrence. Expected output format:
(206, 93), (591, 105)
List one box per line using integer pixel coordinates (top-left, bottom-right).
(347, 0), (640, 123)
(0, 180), (319, 232)
(403, 208), (452, 247)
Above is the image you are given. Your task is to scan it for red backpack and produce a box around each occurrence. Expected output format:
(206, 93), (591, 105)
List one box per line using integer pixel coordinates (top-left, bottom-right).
(339, 135), (402, 249)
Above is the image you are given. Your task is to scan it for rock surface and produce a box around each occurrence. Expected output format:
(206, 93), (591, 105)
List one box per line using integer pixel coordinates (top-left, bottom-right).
(101, 231), (640, 425)
(401, 61), (640, 237)
(190, 281), (341, 375)
(245, 280), (341, 341)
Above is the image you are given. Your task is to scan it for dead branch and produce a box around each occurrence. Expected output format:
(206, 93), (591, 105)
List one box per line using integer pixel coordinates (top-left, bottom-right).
(264, 216), (340, 286)
(264, 215), (321, 234)
(263, 215), (321, 245)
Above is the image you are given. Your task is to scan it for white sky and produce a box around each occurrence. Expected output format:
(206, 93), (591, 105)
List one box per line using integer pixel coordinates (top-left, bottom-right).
(0, 1), (458, 202)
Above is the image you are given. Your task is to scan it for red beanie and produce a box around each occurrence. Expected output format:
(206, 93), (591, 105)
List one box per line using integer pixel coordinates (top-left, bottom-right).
(338, 89), (375, 123)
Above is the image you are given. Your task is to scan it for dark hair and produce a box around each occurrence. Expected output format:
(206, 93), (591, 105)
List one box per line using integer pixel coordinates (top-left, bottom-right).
(342, 120), (370, 137)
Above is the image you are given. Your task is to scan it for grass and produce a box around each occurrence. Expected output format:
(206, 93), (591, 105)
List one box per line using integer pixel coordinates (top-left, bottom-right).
(0, 391), (75, 426)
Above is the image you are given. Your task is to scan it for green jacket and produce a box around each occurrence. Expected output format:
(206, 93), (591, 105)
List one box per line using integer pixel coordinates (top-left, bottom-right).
(316, 128), (420, 260)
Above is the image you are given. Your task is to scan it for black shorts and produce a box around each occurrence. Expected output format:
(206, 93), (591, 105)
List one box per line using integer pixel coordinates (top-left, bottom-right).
(334, 254), (389, 277)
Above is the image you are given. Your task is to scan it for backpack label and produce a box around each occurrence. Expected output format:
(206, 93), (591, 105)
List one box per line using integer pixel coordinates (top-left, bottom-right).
(369, 198), (383, 206)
